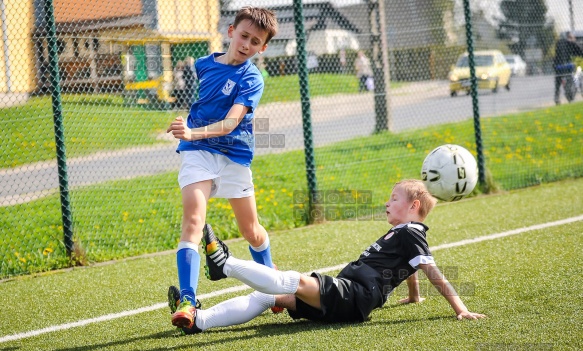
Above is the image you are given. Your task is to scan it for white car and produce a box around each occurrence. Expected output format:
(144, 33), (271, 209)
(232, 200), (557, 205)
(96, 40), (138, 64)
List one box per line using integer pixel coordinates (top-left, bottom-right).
(504, 55), (527, 76)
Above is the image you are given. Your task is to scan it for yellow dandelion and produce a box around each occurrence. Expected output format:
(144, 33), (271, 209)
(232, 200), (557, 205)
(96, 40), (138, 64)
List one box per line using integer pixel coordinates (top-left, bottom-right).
(43, 248), (54, 256)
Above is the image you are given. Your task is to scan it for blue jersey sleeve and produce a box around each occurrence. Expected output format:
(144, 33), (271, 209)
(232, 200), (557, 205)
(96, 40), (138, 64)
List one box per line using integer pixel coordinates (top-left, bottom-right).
(235, 68), (264, 113)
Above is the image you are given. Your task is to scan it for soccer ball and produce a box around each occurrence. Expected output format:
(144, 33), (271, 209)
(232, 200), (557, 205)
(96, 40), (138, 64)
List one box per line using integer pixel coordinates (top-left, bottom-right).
(421, 144), (478, 202)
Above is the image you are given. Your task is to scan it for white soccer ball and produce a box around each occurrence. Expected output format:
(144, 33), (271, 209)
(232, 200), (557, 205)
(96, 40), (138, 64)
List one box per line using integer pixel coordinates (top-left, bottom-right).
(421, 144), (478, 202)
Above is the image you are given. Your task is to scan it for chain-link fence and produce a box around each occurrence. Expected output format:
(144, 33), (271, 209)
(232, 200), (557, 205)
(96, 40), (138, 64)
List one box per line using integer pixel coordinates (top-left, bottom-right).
(1, 0), (582, 278)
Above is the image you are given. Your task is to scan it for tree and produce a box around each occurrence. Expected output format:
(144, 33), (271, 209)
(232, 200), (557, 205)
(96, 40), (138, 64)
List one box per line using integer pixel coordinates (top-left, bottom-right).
(496, 0), (555, 58)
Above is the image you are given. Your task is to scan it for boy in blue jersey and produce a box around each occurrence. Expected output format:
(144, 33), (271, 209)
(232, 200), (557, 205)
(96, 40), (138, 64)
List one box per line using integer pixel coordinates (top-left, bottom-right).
(165, 6), (280, 330)
(168, 180), (485, 334)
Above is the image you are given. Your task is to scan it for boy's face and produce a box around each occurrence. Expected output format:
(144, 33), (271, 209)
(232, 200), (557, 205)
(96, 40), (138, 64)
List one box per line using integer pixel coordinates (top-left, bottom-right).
(227, 19), (269, 65)
(385, 186), (418, 226)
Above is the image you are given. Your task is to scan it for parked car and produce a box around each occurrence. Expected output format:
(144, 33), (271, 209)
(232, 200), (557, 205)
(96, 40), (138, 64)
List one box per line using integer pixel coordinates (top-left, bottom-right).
(448, 50), (512, 97)
(505, 54), (527, 76)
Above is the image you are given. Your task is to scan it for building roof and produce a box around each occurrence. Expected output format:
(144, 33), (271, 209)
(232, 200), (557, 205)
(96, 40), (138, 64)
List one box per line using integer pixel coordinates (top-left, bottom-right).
(220, 2), (359, 43)
(338, 1), (443, 50)
(53, 0), (142, 23)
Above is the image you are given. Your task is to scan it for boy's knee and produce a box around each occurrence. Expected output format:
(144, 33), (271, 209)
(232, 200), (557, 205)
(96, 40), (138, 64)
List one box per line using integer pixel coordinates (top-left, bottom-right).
(183, 213), (205, 229)
(241, 225), (265, 246)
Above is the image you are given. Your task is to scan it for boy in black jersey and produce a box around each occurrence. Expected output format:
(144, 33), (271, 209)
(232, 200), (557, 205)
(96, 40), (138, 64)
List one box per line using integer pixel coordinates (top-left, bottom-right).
(171, 179), (485, 333)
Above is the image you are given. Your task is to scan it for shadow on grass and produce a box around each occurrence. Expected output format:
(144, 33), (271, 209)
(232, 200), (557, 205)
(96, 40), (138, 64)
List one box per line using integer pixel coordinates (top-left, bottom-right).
(49, 314), (451, 351)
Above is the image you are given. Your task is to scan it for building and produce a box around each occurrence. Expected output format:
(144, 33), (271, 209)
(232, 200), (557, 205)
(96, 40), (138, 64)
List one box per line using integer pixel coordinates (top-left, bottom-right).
(0, 0), (36, 107)
(221, 2), (361, 58)
(32, 0), (221, 102)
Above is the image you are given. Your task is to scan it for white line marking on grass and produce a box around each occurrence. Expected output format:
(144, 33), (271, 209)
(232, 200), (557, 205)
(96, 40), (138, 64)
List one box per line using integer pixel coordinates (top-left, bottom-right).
(1, 215), (582, 344)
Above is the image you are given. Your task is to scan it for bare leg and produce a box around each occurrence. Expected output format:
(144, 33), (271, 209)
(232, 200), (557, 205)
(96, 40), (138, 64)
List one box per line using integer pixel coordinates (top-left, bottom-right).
(230, 195), (274, 267)
(180, 180), (212, 243)
(176, 180), (212, 302)
(229, 195), (268, 247)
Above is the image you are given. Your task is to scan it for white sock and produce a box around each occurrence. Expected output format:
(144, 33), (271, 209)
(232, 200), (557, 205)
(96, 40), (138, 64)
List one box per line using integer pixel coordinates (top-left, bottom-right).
(223, 256), (300, 295)
(250, 234), (270, 252)
(196, 292), (275, 331)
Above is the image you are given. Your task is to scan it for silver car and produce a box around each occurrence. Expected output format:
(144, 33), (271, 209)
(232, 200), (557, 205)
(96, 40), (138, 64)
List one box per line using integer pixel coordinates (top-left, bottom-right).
(504, 55), (527, 77)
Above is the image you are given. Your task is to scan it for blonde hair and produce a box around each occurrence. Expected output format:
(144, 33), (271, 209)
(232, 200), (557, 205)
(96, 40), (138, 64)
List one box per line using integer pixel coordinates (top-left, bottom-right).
(394, 179), (437, 220)
(234, 7), (279, 44)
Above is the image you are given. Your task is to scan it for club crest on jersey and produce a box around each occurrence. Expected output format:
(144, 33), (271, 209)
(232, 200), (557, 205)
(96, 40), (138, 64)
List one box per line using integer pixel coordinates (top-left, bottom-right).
(384, 232), (395, 240)
(222, 79), (236, 95)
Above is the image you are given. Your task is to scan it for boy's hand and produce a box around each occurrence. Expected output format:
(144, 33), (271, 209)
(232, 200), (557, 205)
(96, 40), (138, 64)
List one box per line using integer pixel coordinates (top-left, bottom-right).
(398, 297), (425, 304)
(166, 116), (193, 141)
(456, 311), (486, 320)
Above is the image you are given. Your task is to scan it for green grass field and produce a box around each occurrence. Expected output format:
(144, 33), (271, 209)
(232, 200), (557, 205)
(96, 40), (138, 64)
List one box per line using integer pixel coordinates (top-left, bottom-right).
(0, 103), (583, 277)
(0, 178), (582, 350)
(1, 102), (582, 277)
(0, 73), (382, 168)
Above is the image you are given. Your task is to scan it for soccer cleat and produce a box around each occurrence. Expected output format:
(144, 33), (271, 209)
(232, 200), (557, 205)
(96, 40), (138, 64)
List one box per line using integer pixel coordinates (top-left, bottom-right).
(168, 285), (181, 314)
(270, 264), (285, 314)
(168, 287), (202, 334)
(179, 324), (203, 335)
(202, 223), (231, 281)
(171, 298), (198, 329)
(270, 305), (285, 314)
(168, 285), (202, 313)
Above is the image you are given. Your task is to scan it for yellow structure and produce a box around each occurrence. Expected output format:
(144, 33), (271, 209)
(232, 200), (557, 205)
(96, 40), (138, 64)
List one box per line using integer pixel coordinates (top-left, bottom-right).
(1, 0), (222, 107)
(0, 0), (36, 105)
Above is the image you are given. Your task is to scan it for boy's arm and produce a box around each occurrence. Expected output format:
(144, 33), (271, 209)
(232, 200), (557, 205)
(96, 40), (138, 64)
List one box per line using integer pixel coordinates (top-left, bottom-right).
(166, 104), (249, 141)
(419, 263), (486, 320)
(398, 272), (426, 304)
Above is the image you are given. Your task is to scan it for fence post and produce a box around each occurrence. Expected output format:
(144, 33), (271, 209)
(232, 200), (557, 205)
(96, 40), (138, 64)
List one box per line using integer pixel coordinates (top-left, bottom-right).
(369, 0), (392, 132)
(292, 0), (320, 224)
(43, 0), (74, 255)
(462, 0), (486, 187)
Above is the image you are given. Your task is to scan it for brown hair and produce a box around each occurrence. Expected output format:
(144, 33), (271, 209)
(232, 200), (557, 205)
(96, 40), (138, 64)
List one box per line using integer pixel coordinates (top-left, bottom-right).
(394, 179), (438, 221)
(234, 7), (278, 44)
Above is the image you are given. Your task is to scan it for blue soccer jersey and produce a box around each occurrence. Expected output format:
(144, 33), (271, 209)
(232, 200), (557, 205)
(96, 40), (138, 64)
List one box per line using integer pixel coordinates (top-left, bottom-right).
(176, 53), (264, 166)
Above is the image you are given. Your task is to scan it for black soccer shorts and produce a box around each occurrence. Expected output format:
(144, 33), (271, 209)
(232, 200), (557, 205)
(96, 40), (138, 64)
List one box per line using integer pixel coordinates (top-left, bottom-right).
(287, 272), (382, 323)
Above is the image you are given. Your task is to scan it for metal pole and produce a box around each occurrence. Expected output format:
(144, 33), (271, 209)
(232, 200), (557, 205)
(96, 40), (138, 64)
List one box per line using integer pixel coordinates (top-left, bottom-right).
(369, 0), (392, 133)
(292, 0), (320, 224)
(44, 0), (74, 254)
(463, 0), (486, 188)
(568, 0), (574, 33)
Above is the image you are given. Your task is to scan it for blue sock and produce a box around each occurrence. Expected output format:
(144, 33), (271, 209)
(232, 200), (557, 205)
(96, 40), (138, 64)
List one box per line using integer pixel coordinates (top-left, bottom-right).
(249, 235), (274, 268)
(176, 241), (200, 304)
